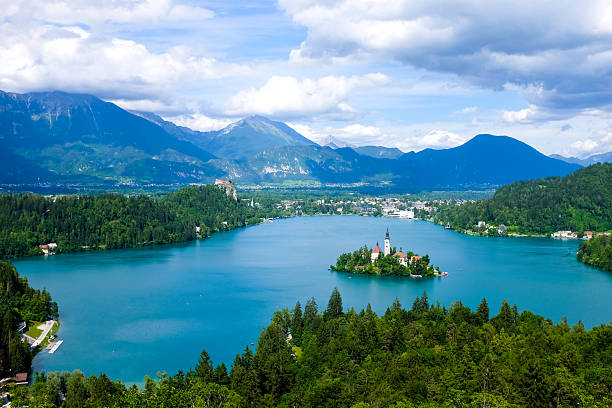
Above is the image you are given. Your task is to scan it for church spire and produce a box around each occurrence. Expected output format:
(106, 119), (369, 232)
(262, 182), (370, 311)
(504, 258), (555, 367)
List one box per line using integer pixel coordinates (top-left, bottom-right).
(384, 228), (391, 256)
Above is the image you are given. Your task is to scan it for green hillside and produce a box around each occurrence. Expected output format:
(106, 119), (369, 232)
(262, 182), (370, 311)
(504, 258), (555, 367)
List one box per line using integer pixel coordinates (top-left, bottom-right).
(10, 289), (612, 406)
(0, 185), (262, 259)
(578, 234), (612, 271)
(435, 163), (612, 235)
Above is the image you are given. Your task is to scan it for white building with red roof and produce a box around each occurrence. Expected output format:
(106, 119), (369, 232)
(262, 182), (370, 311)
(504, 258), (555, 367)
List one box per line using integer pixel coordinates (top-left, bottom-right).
(393, 251), (408, 266)
(371, 243), (382, 262)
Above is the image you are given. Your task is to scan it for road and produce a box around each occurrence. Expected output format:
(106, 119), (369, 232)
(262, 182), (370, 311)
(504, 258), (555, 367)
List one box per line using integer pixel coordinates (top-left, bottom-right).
(30, 320), (55, 349)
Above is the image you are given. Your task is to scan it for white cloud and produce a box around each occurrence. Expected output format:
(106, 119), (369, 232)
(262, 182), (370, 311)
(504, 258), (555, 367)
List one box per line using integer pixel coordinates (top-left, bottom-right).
(13, 0), (214, 26)
(168, 113), (234, 132)
(571, 139), (599, 152)
(286, 123), (323, 143)
(279, 0), (612, 116)
(111, 98), (184, 113)
(286, 121), (467, 152)
(461, 106), (478, 114)
(0, 21), (249, 102)
(502, 106), (538, 123)
(418, 130), (466, 148)
(225, 73), (390, 118)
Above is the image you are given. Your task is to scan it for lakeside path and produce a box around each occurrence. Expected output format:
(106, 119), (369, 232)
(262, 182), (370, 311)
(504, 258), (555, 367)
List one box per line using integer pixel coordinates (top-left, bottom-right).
(30, 321), (55, 349)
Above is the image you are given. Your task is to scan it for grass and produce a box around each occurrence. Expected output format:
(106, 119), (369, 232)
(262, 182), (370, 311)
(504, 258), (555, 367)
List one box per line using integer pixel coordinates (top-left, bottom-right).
(26, 320), (61, 352)
(25, 321), (43, 339)
(51, 321), (60, 336)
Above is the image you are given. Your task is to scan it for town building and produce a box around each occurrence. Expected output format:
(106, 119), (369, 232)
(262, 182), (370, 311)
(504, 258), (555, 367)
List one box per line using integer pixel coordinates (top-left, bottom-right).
(39, 243), (57, 255)
(552, 231), (579, 239)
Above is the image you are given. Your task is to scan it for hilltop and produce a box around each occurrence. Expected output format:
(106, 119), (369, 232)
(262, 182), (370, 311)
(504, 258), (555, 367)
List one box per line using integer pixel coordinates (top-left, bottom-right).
(434, 163), (612, 235)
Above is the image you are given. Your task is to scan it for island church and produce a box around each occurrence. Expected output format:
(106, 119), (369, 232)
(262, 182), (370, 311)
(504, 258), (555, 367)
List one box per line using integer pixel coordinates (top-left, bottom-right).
(371, 229), (409, 267)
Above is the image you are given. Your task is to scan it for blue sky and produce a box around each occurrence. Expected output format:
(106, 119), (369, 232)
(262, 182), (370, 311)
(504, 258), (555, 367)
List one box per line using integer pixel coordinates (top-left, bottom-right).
(2, 0), (612, 157)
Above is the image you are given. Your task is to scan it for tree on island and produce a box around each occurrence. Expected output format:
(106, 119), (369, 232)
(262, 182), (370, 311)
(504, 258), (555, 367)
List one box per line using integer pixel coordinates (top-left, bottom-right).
(331, 245), (439, 277)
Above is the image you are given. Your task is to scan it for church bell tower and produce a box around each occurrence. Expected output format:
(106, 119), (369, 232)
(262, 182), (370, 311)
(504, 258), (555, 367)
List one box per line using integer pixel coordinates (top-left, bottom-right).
(384, 228), (391, 256)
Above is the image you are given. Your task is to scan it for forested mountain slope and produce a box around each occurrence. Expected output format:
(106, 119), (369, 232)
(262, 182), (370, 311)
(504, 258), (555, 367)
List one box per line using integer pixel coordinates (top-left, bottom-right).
(435, 163), (612, 234)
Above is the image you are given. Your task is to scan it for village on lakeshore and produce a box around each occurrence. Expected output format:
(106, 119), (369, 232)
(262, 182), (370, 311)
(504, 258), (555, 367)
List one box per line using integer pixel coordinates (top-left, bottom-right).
(331, 229), (447, 278)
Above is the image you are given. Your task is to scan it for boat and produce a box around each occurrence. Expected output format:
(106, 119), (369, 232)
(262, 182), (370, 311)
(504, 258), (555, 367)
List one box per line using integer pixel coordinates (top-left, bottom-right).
(445, 223), (451, 229)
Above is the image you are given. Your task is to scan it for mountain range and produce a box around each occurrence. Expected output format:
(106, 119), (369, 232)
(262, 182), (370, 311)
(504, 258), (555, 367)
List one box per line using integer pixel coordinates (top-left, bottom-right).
(549, 152), (612, 166)
(0, 90), (582, 191)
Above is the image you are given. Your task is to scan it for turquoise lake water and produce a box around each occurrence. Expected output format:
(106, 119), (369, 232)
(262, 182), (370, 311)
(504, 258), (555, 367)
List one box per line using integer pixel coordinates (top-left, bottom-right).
(13, 216), (612, 383)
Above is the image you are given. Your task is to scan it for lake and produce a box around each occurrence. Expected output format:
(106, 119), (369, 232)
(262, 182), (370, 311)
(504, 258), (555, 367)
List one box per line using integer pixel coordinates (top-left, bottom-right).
(13, 216), (612, 383)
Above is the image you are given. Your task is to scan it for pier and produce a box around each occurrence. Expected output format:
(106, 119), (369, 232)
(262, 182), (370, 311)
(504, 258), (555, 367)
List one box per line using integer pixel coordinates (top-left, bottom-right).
(48, 340), (63, 354)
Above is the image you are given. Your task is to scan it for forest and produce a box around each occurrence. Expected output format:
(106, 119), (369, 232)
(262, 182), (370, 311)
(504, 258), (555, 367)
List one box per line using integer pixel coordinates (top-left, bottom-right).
(331, 246), (438, 277)
(577, 234), (612, 271)
(432, 163), (612, 235)
(9, 288), (612, 407)
(0, 185), (265, 259)
(0, 261), (59, 378)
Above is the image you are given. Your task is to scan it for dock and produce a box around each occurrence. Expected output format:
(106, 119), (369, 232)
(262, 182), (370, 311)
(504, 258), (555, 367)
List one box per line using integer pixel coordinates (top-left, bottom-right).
(48, 340), (63, 354)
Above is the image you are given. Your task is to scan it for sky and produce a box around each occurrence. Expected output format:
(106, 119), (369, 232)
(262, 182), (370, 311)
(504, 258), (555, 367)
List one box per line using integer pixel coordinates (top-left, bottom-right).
(2, 0), (612, 157)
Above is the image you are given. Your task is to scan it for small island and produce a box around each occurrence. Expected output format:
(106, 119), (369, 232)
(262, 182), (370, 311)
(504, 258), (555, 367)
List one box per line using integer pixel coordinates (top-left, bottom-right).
(331, 229), (445, 277)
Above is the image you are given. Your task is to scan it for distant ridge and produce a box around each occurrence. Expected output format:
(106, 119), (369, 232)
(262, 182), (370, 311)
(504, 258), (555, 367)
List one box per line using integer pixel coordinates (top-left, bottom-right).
(323, 135), (354, 149)
(550, 152), (612, 166)
(0, 90), (582, 190)
(179, 115), (316, 159)
(353, 145), (404, 159)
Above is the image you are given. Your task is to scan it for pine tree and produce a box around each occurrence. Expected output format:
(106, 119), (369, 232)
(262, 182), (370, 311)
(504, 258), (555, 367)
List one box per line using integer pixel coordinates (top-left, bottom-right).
(421, 291), (429, 311)
(253, 322), (294, 402)
(214, 363), (230, 386)
(492, 300), (515, 332)
(291, 301), (303, 346)
(476, 298), (490, 325)
(303, 297), (318, 332)
(391, 297), (402, 312)
(325, 287), (343, 320)
(521, 359), (552, 407)
(412, 295), (422, 313)
(195, 349), (214, 383)
(64, 370), (89, 408)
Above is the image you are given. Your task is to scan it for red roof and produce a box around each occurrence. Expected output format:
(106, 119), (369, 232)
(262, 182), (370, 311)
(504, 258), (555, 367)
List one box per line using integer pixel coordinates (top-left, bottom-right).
(215, 179), (230, 184)
(411, 255), (422, 261)
(393, 251), (406, 258)
(372, 245), (382, 253)
(14, 373), (28, 382)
